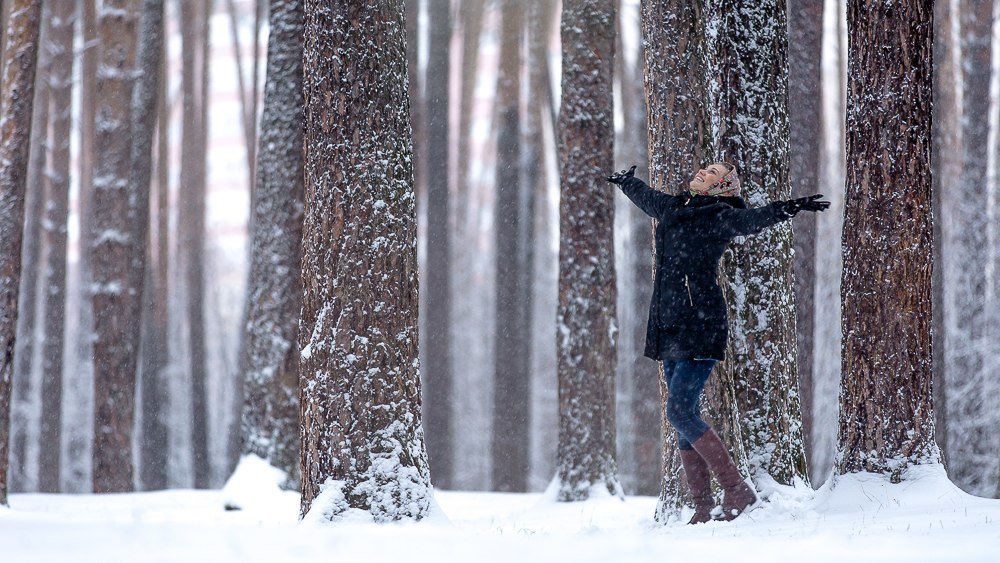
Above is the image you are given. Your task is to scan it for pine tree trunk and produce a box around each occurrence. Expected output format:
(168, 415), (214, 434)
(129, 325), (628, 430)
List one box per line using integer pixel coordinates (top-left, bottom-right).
(0, 0), (45, 506)
(422, 0), (454, 490)
(555, 0), (621, 502)
(837, 0), (938, 477)
(38, 0), (77, 493)
(639, 0), (711, 521)
(786, 0), (822, 476)
(238, 0), (303, 485)
(712, 0), (807, 485)
(89, 0), (142, 494)
(944, 0), (996, 497)
(492, 0), (531, 493)
(299, 0), (432, 522)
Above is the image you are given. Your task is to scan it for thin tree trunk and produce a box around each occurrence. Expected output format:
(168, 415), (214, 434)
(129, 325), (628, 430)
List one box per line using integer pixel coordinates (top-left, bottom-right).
(555, 0), (621, 502)
(299, 0), (432, 522)
(639, 0), (711, 521)
(712, 0), (807, 485)
(787, 0), (822, 478)
(237, 0), (303, 485)
(0, 0), (45, 507)
(492, 0), (531, 494)
(422, 0), (453, 490)
(837, 0), (938, 477)
(38, 0), (78, 493)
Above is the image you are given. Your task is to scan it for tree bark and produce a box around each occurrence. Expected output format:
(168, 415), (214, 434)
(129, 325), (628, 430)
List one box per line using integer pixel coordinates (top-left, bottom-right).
(555, 0), (621, 502)
(639, 0), (711, 521)
(38, 0), (78, 493)
(837, 0), (938, 477)
(299, 0), (432, 522)
(0, 0), (45, 506)
(492, 0), (531, 493)
(422, 0), (454, 490)
(238, 0), (303, 485)
(711, 0), (808, 486)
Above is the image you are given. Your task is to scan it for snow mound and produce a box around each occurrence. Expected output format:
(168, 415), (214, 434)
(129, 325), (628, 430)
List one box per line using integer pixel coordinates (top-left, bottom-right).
(221, 455), (291, 512)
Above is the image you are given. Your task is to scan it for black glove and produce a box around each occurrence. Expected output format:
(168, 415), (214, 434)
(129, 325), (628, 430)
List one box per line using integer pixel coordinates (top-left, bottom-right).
(777, 194), (830, 217)
(606, 165), (637, 185)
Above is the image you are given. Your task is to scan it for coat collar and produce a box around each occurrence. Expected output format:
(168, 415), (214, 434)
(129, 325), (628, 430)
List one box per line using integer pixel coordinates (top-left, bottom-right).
(686, 193), (747, 209)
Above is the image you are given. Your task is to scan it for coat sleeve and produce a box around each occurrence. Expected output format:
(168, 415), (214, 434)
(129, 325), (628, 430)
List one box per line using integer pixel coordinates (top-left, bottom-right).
(714, 202), (791, 238)
(618, 176), (677, 219)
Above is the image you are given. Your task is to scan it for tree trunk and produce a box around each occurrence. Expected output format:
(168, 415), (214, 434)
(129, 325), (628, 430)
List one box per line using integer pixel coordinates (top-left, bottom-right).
(944, 0), (996, 497)
(786, 0), (822, 478)
(492, 0), (531, 493)
(0, 0), (45, 507)
(89, 0), (142, 494)
(639, 0), (711, 521)
(555, 0), (621, 502)
(711, 0), (807, 485)
(299, 0), (432, 522)
(180, 0), (211, 489)
(238, 0), (303, 485)
(837, 0), (938, 477)
(38, 0), (77, 493)
(422, 0), (453, 490)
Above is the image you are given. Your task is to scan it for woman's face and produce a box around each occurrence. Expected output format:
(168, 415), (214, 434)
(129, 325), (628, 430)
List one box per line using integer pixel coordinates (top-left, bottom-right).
(688, 163), (729, 193)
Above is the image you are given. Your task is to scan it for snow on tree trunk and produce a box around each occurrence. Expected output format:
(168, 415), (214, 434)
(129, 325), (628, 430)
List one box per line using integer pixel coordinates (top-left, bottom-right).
(492, 0), (532, 494)
(237, 0), (303, 487)
(0, 0), (45, 506)
(299, 0), (432, 522)
(89, 0), (142, 494)
(787, 0), (823, 477)
(710, 0), (808, 486)
(422, 0), (454, 490)
(38, 0), (77, 493)
(554, 0), (622, 502)
(837, 0), (939, 477)
(944, 0), (998, 498)
(639, 0), (712, 521)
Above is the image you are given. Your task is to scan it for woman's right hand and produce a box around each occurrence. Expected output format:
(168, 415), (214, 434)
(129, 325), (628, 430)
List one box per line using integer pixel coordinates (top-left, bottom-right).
(606, 165), (637, 185)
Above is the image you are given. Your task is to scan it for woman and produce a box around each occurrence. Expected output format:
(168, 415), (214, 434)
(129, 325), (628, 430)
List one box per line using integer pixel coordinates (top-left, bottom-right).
(607, 163), (828, 523)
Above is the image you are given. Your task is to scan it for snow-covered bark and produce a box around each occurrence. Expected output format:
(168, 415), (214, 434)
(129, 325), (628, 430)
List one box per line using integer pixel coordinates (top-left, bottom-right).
(492, 0), (532, 493)
(709, 0), (808, 485)
(237, 0), (303, 487)
(837, 0), (939, 476)
(422, 0), (454, 490)
(555, 0), (622, 502)
(89, 0), (142, 493)
(38, 0), (77, 493)
(638, 0), (711, 521)
(0, 0), (45, 506)
(944, 0), (998, 498)
(299, 0), (432, 522)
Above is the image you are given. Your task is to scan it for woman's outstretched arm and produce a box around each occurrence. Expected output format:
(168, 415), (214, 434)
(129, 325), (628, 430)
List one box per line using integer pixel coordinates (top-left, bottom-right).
(607, 165), (677, 219)
(715, 194), (830, 238)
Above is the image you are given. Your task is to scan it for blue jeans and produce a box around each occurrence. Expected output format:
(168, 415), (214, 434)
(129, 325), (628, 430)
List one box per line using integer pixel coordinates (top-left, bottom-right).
(663, 359), (717, 450)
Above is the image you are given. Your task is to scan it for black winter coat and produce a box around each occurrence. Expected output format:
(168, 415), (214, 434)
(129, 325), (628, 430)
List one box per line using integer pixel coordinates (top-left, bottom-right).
(619, 176), (791, 361)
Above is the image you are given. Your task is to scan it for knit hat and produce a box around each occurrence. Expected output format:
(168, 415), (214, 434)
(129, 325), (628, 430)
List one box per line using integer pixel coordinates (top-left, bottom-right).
(699, 164), (741, 197)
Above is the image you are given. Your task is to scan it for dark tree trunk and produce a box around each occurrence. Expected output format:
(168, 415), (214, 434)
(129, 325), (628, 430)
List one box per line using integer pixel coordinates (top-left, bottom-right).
(555, 0), (621, 502)
(38, 0), (78, 493)
(639, 0), (711, 521)
(422, 0), (454, 490)
(786, 0), (822, 479)
(837, 0), (938, 476)
(89, 0), (142, 494)
(299, 0), (432, 522)
(492, 0), (531, 493)
(238, 0), (303, 485)
(0, 0), (45, 507)
(712, 0), (807, 485)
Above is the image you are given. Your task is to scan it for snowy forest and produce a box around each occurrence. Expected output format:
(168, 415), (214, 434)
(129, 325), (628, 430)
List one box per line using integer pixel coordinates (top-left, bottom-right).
(0, 0), (999, 560)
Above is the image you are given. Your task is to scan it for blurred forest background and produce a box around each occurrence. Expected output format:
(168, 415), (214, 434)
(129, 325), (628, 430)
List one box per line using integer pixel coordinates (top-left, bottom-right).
(4, 0), (999, 499)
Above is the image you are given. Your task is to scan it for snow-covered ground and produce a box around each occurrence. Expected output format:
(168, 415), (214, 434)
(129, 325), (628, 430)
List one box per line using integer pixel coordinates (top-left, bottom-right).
(2, 464), (998, 562)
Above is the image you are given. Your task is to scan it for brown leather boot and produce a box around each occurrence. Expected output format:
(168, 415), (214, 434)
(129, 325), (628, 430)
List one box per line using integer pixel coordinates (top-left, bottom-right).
(679, 449), (715, 524)
(691, 429), (758, 521)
